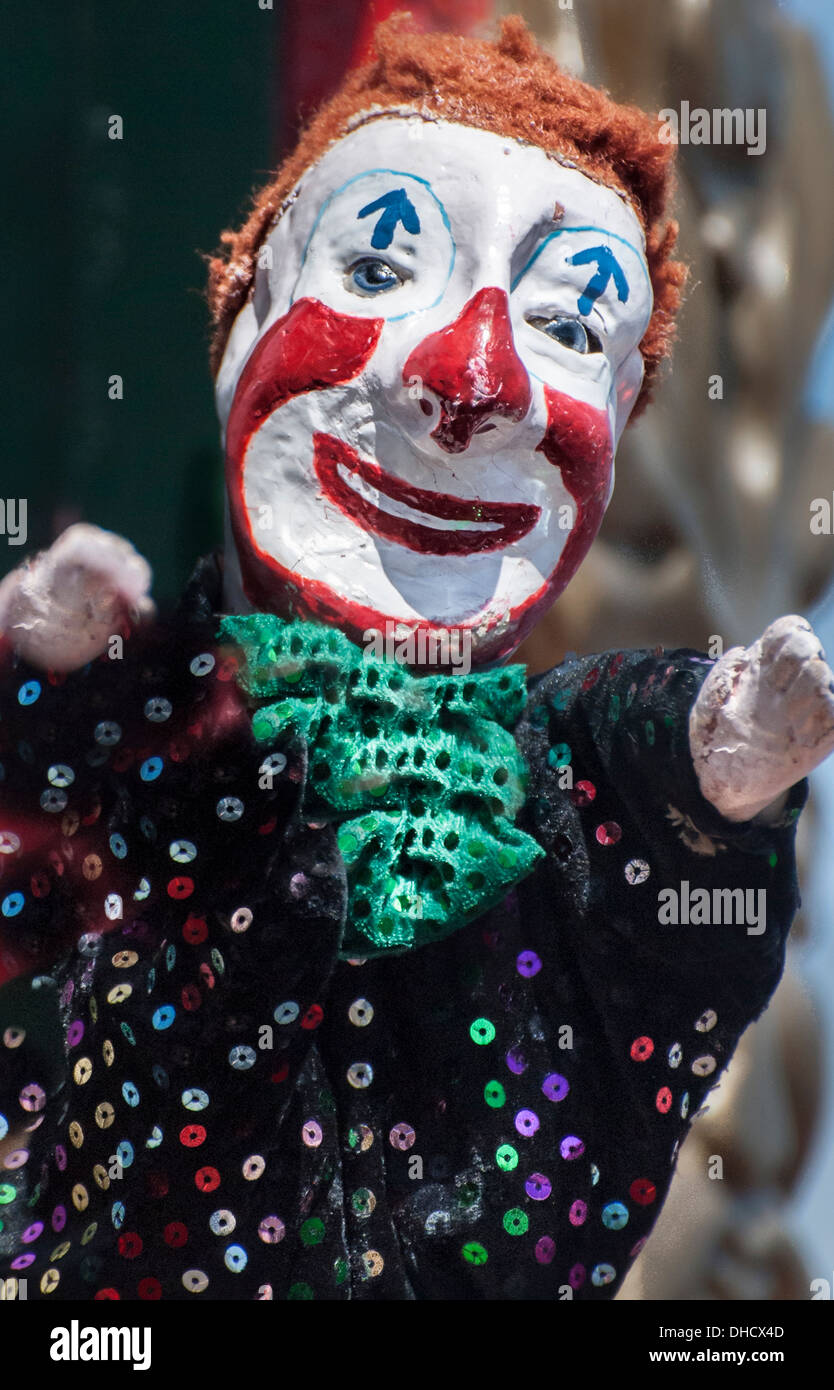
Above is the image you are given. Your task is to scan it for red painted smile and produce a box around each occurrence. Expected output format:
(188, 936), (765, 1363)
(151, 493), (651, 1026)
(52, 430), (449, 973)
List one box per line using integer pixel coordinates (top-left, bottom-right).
(313, 433), (540, 556)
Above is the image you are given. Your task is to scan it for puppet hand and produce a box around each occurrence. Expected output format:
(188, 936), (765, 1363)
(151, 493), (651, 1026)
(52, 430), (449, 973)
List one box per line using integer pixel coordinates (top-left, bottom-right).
(689, 615), (834, 822)
(0, 523), (154, 673)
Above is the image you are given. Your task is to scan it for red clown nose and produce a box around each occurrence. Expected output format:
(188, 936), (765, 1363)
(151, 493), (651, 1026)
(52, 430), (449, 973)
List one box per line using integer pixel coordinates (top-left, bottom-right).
(403, 287), (532, 454)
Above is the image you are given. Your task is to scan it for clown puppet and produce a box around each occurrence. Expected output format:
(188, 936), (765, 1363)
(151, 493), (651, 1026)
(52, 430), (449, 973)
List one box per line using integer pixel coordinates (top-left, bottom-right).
(0, 17), (833, 1302)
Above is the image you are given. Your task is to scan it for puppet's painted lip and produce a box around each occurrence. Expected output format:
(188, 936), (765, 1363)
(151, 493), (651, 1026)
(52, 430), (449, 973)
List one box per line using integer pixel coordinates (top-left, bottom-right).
(313, 432), (540, 556)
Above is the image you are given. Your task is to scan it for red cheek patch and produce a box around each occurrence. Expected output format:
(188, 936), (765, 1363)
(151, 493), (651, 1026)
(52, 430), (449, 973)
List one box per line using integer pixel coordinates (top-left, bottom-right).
(225, 297), (382, 612)
(226, 297), (382, 477)
(536, 385), (613, 595)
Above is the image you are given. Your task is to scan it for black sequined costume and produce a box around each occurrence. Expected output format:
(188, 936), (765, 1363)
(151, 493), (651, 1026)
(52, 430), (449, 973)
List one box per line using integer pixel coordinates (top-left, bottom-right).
(0, 557), (806, 1300)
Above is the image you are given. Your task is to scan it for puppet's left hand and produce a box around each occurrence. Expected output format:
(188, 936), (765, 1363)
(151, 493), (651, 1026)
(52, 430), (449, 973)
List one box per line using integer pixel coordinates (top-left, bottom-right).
(690, 615), (834, 822)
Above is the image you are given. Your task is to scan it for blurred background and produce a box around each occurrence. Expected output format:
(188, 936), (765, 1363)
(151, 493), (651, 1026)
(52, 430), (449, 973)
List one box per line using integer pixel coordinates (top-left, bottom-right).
(2, 0), (833, 1299)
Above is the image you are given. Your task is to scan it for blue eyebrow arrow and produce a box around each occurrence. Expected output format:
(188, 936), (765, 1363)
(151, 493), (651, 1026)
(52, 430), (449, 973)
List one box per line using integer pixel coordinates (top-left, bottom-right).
(357, 188), (421, 249)
(568, 245), (630, 315)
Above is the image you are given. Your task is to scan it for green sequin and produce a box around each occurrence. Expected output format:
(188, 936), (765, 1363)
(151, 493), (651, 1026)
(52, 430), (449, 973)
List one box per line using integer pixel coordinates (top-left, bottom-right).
(496, 1144), (518, 1171)
(547, 742), (571, 768)
(470, 1017), (496, 1046)
(484, 1080), (506, 1108)
(300, 1217), (325, 1246)
(503, 1207), (529, 1236)
(288, 1282), (314, 1299)
(462, 1241), (488, 1265)
(220, 612), (544, 957)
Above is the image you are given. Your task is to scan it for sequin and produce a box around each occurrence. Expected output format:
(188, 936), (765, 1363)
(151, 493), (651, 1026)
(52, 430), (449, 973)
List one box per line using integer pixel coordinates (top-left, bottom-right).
(630, 1036), (654, 1062)
(18, 680), (41, 706)
(525, 1172), (551, 1201)
(569, 780), (596, 807)
(514, 1109), (540, 1137)
(602, 1201), (629, 1230)
(630, 1178), (656, 1206)
(144, 697), (172, 723)
(209, 1210), (236, 1235)
(169, 839), (197, 863)
(503, 1208), (529, 1236)
(484, 1080), (505, 1108)
(19, 1084), (46, 1113)
(595, 822), (622, 846)
(559, 1136), (585, 1161)
(691, 1055), (716, 1077)
(569, 1199), (587, 1226)
(300, 1218), (325, 1247)
(516, 950), (542, 978)
(195, 1167), (221, 1193)
(224, 1244), (248, 1273)
(470, 1017), (495, 1045)
(655, 1087), (673, 1114)
(346, 1062), (373, 1089)
(389, 1123), (416, 1151)
(180, 1125), (207, 1149)
(348, 1125), (374, 1152)
(229, 1046), (256, 1070)
(591, 1263), (616, 1287)
(667, 1042), (682, 1069)
(94, 720), (121, 745)
(541, 1072), (569, 1103)
(462, 1242), (488, 1265)
(535, 1236), (556, 1264)
(47, 764), (75, 788)
(495, 1145), (518, 1172)
(274, 1001), (300, 1025)
(259, 751), (287, 777)
(348, 998), (374, 1027)
(625, 858), (650, 885)
(694, 1009), (717, 1033)
(258, 1216), (285, 1244)
(352, 1188), (376, 1218)
(190, 653), (215, 677)
(302, 1121), (323, 1148)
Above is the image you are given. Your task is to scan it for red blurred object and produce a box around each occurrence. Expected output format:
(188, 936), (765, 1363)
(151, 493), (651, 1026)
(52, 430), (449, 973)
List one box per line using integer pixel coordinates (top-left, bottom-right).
(273, 0), (494, 160)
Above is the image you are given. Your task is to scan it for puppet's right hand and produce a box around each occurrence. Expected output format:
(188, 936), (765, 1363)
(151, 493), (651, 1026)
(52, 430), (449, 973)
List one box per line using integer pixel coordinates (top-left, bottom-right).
(0, 523), (154, 672)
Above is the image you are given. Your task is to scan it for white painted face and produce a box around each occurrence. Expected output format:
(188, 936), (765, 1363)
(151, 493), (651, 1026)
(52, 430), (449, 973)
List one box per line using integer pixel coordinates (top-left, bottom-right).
(216, 117), (653, 665)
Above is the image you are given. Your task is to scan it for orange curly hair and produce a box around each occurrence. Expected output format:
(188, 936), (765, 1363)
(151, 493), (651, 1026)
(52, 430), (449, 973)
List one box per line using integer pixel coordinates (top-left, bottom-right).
(207, 13), (686, 415)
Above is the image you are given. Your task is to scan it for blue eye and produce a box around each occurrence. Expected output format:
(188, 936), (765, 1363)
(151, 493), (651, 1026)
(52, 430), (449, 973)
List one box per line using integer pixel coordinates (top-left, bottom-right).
(528, 314), (602, 355)
(349, 257), (402, 294)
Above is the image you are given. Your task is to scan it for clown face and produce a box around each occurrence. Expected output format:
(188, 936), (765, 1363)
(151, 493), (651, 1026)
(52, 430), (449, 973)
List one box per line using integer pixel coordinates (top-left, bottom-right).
(216, 118), (653, 665)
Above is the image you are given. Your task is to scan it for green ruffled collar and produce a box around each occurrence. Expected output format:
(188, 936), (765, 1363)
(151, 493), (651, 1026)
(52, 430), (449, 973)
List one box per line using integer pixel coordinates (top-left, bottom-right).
(218, 613), (544, 957)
